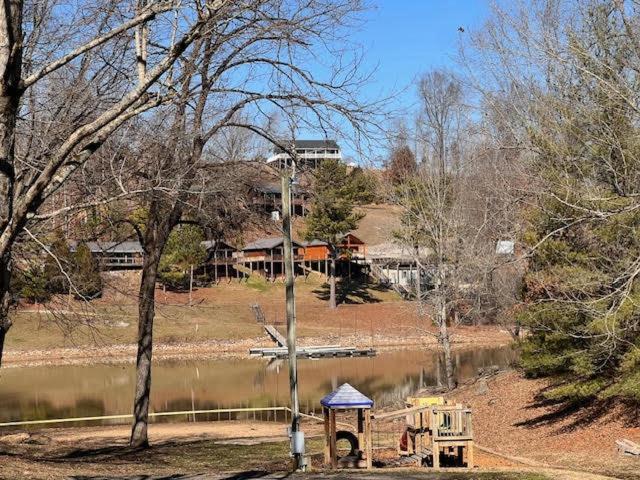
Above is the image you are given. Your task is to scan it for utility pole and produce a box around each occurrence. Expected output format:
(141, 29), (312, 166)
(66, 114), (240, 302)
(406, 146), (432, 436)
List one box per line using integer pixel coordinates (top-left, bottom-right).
(282, 166), (303, 469)
(189, 265), (194, 307)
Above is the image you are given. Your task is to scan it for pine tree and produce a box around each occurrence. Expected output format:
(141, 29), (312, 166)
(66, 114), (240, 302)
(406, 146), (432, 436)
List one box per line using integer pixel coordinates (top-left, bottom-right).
(519, 3), (640, 403)
(72, 242), (103, 300)
(349, 167), (380, 204)
(158, 225), (206, 290)
(44, 229), (73, 294)
(304, 159), (363, 308)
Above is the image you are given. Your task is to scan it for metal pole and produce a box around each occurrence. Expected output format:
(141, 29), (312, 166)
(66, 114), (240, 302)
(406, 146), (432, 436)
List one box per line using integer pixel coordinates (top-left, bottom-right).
(282, 167), (301, 470)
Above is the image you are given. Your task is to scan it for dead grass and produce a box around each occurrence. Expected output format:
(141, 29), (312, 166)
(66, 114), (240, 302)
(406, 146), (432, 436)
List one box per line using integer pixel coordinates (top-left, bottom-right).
(450, 371), (640, 480)
(6, 274), (401, 351)
(0, 420), (557, 480)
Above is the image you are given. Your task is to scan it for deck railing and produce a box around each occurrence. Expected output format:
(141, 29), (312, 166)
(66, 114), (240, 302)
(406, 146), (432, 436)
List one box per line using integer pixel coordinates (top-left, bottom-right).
(99, 255), (143, 267)
(430, 405), (473, 440)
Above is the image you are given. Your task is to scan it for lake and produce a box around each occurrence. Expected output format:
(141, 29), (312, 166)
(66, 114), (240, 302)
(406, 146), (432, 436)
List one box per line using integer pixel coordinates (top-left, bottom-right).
(0, 346), (516, 426)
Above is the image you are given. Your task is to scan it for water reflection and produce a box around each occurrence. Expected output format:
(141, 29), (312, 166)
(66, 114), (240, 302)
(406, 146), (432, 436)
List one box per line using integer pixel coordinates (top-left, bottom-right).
(0, 346), (515, 426)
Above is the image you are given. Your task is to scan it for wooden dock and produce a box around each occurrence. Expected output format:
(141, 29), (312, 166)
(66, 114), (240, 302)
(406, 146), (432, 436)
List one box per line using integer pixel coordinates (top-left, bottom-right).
(263, 325), (286, 347)
(250, 345), (377, 359)
(254, 319), (377, 359)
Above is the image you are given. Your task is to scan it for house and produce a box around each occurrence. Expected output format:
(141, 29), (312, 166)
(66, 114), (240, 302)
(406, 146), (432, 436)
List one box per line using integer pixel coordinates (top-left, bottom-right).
(337, 233), (366, 259)
(202, 240), (237, 261)
(266, 139), (341, 170)
(299, 234), (368, 278)
(72, 240), (144, 269)
(201, 240), (237, 279)
(367, 242), (432, 295)
(302, 239), (330, 261)
(236, 237), (305, 278)
(251, 182), (309, 217)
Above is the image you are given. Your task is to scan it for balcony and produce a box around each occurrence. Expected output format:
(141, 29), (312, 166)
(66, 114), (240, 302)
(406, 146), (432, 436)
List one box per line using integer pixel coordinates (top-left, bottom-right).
(99, 255), (143, 268)
(235, 254), (305, 263)
(266, 152), (342, 164)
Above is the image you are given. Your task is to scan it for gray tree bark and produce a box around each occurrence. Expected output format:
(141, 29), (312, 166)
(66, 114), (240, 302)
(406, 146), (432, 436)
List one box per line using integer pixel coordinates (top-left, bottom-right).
(130, 200), (180, 448)
(0, 0), (23, 368)
(329, 252), (337, 309)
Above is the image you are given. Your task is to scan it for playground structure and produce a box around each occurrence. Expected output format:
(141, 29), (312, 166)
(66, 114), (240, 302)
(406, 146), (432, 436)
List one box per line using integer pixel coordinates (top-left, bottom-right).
(375, 396), (474, 468)
(321, 384), (474, 470)
(322, 383), (373, 469)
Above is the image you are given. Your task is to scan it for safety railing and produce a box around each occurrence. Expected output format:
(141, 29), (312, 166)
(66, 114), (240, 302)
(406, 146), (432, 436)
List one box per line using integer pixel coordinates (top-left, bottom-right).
(0, 406), (327, 429)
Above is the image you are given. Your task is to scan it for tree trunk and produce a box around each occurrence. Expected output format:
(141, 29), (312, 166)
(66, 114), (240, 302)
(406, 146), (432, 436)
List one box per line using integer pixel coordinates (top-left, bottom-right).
(130, 206), (172, 448)
(0, 251), (13, 368)
(130, 244), (161, 448)
(439, 305), (455, 390)
(435, 265), (455, 390)
(0, 0), (24, 370)
(329, 253), (337, 309)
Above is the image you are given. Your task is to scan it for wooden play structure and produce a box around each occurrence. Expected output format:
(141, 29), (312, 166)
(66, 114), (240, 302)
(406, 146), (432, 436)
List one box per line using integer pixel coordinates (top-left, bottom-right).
(374, 396), (474, 468)
(322, 383), (373, 469)
(321, 384), (474, 470)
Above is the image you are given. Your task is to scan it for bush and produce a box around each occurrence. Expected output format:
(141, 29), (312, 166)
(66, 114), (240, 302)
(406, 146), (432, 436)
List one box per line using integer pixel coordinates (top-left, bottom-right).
(71, 242), (103, 300)
(12, 266), (52, 304)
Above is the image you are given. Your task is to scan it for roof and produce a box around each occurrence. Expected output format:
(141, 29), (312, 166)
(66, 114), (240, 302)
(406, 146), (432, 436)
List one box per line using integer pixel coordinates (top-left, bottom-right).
(274, 139), (339, 153)
(339, 233), (365, 245)
(496, 240), (515, 255)
(201, 240), (236, 251)
(367, 241), (432, 261)
(302, 239), (329, 247)
(242, 237), (303, 251)
(71, 241), (143, 254)
(320, 383), (373, 409)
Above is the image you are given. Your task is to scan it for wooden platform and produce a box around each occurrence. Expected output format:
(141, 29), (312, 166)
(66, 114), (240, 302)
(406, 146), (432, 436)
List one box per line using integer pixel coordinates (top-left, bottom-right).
(249, 345), (377, 358)
(263, 325), (286, 347)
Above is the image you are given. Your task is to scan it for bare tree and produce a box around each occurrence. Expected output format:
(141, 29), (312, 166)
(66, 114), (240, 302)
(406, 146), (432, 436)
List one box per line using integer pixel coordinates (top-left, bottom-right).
(392, 69), (525, 388)
(392, 70), (468, 390)
(96, 0), (381, 448)
(0, 0), (229, 366)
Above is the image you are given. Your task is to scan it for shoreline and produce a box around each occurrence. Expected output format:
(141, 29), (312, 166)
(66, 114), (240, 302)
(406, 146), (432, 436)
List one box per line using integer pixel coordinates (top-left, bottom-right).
(1, 372), (638, 479)
(1, 327), (514, 368)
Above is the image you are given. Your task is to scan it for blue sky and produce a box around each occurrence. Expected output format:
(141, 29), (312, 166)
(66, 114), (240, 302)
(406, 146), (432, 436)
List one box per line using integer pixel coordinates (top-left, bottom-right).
(354, 0), (490, 114)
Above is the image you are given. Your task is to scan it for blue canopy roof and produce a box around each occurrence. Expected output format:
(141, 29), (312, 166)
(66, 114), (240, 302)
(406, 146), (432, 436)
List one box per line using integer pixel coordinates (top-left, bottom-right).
(320, 383), (373, 409)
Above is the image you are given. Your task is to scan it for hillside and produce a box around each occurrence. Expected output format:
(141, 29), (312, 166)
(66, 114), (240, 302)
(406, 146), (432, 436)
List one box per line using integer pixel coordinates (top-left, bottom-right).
(353, 204), (403, 246)
(242, 202), (403, 248)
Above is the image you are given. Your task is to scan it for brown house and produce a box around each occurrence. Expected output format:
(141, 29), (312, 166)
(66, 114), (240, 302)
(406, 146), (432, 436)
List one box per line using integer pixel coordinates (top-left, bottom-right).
(303, 239), (330, 261)
(237, 237), (305, 278)
(201, 240), (237, 280)
(338, 233), (366, 258)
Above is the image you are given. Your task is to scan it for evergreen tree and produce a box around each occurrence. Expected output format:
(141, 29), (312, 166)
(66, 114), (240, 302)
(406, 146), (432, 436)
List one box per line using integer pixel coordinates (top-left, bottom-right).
(158, 225), (206, 290)
(71, 242), (103, 300)
(519, 3), (640, 403)
(304, 158), (363, 308)
(349, 167), (380, 204)
(44, 230), (73, 294)
(12, 266), (51, 304)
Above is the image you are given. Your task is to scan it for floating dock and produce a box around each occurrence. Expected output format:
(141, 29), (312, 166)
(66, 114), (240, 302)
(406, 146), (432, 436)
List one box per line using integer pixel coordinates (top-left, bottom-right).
(250, 345), (377, 359)
(253, 322), (377, 358)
